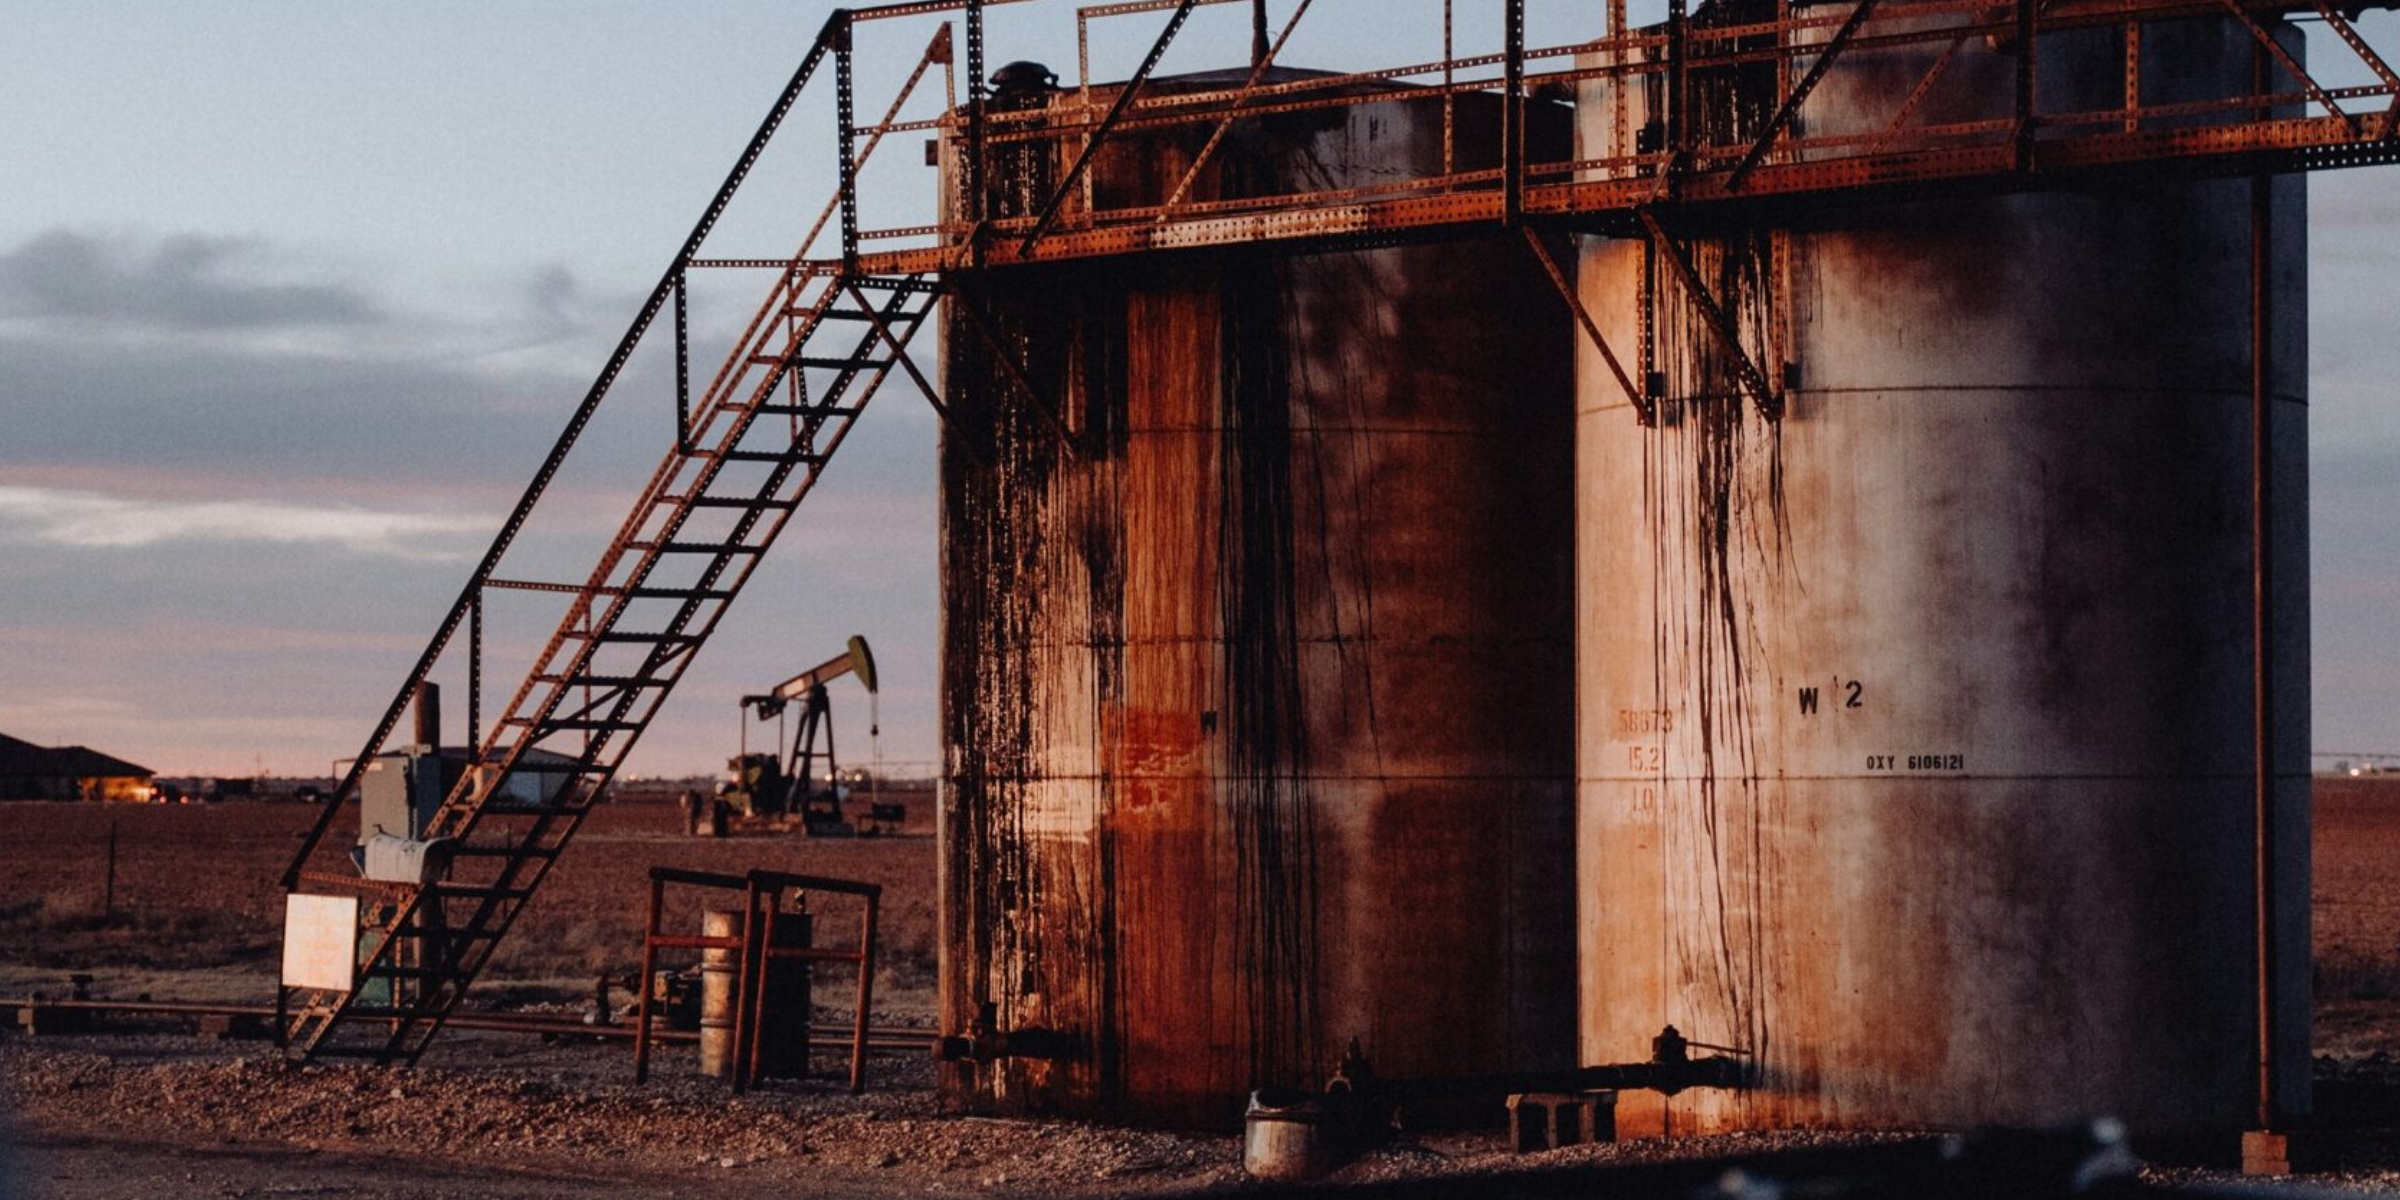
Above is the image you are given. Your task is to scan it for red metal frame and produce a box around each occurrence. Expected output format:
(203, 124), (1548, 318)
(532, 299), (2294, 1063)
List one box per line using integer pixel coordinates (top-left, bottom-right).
(631, 866), (883, 1095)
(803, 0), (2400, 271)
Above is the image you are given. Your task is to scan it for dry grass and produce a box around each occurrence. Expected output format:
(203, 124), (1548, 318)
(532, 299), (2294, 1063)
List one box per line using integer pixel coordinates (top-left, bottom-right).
(0, 896), (277, 972)
(3, 778), (2398, 1037)
(0, 795), (938, 1014)
(2320, 946), (2400, 1003)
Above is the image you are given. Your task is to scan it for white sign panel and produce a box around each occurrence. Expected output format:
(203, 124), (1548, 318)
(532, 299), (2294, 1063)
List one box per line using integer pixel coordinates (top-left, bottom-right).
(282, 893), (360, 993)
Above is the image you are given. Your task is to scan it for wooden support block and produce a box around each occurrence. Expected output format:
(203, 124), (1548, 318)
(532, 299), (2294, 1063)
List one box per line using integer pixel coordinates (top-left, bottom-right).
(2242, 1129), (2293, 1175)
(1507, 1091), (1619, 1154)
(17, 1004), (90, 1036)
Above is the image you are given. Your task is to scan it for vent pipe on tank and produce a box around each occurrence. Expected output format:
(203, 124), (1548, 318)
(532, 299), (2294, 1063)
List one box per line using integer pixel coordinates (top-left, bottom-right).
(412, 683), (441, 750)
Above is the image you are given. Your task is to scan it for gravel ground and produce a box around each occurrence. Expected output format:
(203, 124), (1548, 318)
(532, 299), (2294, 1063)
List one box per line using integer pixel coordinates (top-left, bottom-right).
(8, 1032), (2400, 1199)
(6, 785), (2400, 1197)
(0, 1031), (1236, 1199)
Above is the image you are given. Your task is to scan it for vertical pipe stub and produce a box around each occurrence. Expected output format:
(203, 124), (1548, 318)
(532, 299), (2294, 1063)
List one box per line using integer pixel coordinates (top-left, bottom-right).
(411, 683), (441, 750)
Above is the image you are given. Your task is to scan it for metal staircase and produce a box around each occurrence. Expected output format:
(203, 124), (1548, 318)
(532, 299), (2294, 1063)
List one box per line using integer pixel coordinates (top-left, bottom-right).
(282, 270), (936, 1063)
(276, 9), (967, 1065)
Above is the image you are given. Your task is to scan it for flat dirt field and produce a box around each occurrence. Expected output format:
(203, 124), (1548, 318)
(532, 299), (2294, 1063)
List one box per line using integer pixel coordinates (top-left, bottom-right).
(2, 780), (2398, 1198)
(0, 792), (939, 1013)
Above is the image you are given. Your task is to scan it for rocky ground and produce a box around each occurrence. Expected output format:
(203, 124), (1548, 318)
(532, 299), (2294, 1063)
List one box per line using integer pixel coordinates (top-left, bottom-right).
(0, 1030), (1230, 1199)
(5, 784), (2400, 1198)
(0, 795), (940, 1012)
(9, 1030), (2400, 1199)
(0, 1027), (1921, 1200)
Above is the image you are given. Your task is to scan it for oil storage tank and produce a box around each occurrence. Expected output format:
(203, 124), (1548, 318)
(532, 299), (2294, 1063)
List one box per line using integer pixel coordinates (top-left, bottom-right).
(1574, 10), (2310, 1137)
(938, 70), (1577, 1127)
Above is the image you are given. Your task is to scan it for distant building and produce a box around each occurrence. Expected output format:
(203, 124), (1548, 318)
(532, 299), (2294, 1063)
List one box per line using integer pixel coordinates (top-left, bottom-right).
(0, 732), (156, 802)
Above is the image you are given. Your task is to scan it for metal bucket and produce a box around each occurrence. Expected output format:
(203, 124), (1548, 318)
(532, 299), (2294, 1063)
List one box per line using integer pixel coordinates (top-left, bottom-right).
(1243, 1089), (1339, 1181)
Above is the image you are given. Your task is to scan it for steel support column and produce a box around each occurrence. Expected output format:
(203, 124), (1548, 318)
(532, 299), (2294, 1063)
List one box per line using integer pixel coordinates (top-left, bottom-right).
(1523, 228), (1651, 424)
(966, 0), (987, 266)
(674, 272), (692, 454)
(837, 12), (862, 270)
(2013, 0), (2038, 171)
(1505, 0), (1527, 225)
(468, 589), (482, 754)
(2249, 148), (2279, 1142)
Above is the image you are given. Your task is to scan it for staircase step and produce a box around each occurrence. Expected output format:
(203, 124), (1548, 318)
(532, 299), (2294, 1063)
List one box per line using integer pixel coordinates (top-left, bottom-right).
(535, 674), (672, 689)
(593, 586), (738, 601)
(704, 450), (827, 466)
(754, 404), (862, 418)
(484, 578), (586, 595)
(746, 350), (897, 370)
(683, 496), (799, 511)
(624, 541), (768, 556)
(810, 307), (928, 324)
(499, 716), (644, 733)
(562, 629), (702, 644)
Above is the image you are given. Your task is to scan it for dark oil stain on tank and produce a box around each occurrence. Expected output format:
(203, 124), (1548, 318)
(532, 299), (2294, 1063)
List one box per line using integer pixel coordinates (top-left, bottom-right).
(1217, 252), (1320, 1091)
(1644, 0), (1794, 1111)
(940, 263), (1134, 1114)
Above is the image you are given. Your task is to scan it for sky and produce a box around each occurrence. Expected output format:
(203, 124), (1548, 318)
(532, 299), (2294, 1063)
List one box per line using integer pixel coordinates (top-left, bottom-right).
(1, 2), (2395, 778)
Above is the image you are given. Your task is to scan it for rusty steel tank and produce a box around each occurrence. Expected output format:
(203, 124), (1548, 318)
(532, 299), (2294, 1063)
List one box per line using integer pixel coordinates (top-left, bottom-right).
(1573, 9), (2310, 1137)
(937, 69), (1577, 1127)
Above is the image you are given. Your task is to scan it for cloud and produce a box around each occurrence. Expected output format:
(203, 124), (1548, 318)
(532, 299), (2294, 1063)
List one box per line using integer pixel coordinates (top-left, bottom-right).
(0, 226), (802, 506)
(0, 229), (380, 331)
(0, 485), (489, 560)
(0, 225), (949, 775)
(0, 227), (652, 496)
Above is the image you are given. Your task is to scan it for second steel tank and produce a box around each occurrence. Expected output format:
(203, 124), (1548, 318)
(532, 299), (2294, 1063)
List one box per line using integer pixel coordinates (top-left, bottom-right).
(1574, 8), (2311, 1137)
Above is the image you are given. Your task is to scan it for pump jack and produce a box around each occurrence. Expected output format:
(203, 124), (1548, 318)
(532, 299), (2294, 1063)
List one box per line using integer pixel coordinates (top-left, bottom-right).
(718, 635), (878, 836)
